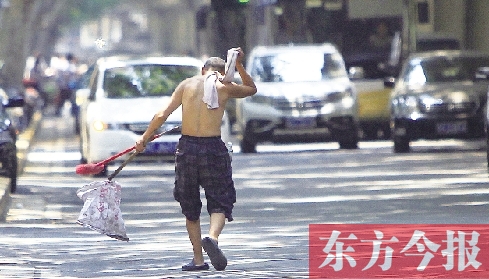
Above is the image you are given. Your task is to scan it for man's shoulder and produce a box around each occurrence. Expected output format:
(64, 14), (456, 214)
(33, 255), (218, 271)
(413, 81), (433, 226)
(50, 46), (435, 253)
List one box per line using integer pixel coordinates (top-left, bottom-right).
(183, 75), (204, 84)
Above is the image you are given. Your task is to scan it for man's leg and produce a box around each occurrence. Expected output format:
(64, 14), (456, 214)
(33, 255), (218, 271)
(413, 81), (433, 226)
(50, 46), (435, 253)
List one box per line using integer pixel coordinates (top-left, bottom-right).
(186, 218), (205, 266)
(202, 212), (227, 270)
(208, 212), (226, 241)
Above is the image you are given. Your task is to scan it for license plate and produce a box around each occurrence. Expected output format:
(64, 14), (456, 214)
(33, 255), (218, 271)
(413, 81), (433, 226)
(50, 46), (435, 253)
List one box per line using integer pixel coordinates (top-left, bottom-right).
(144, 142), (177, 154)
(285, 117), (316, 129)
(436, 121), (467, 135)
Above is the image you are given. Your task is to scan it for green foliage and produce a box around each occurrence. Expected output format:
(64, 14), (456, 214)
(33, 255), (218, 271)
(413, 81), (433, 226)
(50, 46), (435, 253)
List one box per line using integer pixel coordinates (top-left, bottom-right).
(67, 0), (121, 24)
(103, 65), (199, 99)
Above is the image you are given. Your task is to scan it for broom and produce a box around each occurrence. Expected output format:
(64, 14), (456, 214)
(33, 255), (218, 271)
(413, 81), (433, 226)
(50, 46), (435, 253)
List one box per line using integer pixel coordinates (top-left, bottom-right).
(75, 126), (180, 175)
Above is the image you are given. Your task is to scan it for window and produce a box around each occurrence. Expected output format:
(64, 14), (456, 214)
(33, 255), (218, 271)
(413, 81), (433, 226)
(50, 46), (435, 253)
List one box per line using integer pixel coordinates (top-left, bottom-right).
(250, 51), (347, 82)
(103, 64), (199, 98)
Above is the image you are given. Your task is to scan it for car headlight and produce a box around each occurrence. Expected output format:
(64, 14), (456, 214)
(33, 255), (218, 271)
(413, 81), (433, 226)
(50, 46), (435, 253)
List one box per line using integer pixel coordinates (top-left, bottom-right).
(392, 95), (420, 118)
(419, 94), (443, 108)
(324, 88), (355, 108)
(92, 121), (125, 131)
(92, 120), (108, 131)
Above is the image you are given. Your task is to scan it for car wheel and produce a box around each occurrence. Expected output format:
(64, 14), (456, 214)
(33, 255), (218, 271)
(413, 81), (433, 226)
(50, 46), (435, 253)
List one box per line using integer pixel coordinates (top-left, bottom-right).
(240, 137), (257, 153)
(338, 129), (359, 149)
(339, 139), (358, 149)
(10, 171), (17, 193)
(393, 136), (410, 153)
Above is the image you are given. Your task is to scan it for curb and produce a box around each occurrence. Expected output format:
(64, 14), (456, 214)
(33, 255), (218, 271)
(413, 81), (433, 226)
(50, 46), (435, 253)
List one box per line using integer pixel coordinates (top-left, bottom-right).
(0, 111), (43, 221)
(16, 111), (43, 175)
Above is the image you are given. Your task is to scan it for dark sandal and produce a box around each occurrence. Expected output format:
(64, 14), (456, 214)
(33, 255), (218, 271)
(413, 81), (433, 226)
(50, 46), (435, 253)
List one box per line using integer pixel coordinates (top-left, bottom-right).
(202, 237), (227, 271)
(182, 260), (209, 271)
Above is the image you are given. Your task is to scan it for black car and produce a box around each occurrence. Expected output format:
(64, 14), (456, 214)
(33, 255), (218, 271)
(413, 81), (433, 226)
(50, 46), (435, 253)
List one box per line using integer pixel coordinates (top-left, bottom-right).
(387, 50), (489, 153)
(0, 91), (24, 193)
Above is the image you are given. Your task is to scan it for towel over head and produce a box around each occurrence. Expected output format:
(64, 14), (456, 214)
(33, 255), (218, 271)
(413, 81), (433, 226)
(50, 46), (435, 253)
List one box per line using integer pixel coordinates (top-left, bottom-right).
(202, 48), (239, 109)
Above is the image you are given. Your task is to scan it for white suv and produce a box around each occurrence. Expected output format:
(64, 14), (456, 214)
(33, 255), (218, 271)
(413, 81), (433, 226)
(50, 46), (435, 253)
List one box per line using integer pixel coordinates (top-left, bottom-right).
(236, 44), (359, 153)
(79, 56), (231, 175)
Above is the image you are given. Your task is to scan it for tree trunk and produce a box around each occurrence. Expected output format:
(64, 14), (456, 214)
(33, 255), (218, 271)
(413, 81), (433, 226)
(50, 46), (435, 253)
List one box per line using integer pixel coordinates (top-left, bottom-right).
(0, 0), (68, 92)
(275, 0), (308, 44)
(0, 0), (32, 91)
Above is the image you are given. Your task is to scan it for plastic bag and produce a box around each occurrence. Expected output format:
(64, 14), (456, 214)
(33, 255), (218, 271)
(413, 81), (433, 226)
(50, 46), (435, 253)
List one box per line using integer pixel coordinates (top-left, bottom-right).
(76, 180), (129, 241)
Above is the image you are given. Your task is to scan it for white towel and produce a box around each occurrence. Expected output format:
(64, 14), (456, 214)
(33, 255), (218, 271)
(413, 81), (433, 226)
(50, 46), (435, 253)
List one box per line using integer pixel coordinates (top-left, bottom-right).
(202, 49), (239, 109)
(203, 73), (219, 109)
(221, 49), (238, 83)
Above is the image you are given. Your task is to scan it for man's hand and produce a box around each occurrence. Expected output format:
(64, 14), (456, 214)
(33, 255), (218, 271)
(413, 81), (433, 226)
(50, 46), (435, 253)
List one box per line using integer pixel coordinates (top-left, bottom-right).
(234, 47), (245, 64)
(135, 137), (146, 153)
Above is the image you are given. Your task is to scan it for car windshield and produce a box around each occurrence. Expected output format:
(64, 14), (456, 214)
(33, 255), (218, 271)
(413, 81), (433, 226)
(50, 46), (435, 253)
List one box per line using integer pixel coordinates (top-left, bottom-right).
(250, 51), (347, 82)
(407, 56), (489, 84)
(103, 64), (199, 98)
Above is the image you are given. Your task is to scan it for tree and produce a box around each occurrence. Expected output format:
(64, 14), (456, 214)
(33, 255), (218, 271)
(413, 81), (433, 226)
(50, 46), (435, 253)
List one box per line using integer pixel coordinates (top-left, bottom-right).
(210, 0), (248, 58)
(0, 0), (118, 91)
(275, 0), (308, 44)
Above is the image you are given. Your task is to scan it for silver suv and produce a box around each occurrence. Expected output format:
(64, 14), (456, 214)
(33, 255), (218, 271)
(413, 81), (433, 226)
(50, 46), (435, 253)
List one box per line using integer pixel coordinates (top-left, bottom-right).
(235, 44), (359, 153)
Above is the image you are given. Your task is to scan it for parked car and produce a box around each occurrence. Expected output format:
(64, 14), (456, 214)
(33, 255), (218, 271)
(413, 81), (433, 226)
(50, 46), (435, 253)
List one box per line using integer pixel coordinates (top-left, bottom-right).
(236, 44), (359, 153)
(388, 50), (489, 153)
(0, 89), (24, 193)
(78, 55), (231, 175)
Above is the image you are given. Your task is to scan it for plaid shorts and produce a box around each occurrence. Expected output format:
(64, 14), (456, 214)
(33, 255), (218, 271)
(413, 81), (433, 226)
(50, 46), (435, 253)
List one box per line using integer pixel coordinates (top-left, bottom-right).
(173, 135), (235, 222)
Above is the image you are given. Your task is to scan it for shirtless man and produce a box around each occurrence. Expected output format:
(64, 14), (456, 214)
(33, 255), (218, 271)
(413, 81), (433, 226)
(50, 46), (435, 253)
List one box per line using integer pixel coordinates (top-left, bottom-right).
(135, 47), (256, 271)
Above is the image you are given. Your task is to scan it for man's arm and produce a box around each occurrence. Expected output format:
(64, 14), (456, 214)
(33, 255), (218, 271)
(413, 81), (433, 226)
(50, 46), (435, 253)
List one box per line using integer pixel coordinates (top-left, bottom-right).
(227, 48), (257, 98)
(135, 81), (184, 152)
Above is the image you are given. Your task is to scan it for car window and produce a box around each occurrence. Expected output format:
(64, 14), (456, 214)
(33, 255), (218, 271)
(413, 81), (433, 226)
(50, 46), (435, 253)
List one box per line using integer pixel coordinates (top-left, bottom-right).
(103, 64), (199, 98)
(89, 67), (99, 100)
(250, 51), (347, 82)
(79, 64), (95, 89)
(407, 56), (489, 84)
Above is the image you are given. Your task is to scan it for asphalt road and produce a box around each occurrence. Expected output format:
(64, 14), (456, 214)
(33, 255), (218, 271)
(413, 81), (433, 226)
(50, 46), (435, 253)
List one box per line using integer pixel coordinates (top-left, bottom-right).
(1, 109), (488, 278)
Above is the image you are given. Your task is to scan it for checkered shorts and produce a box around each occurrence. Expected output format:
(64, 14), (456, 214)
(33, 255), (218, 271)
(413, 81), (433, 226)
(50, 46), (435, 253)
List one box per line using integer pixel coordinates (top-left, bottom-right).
(173, 135), (235, 222)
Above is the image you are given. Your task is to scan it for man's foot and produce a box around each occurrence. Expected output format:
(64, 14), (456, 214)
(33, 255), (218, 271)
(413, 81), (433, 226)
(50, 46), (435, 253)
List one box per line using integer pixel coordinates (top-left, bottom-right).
(202, 237), (227, 271)
(182, 260), (209, 271)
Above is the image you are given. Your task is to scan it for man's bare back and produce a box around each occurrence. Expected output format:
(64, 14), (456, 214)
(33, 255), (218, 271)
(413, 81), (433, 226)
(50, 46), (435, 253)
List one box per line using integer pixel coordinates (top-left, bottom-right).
(135, 47), (256, 150)
(180, 74), (229, 137)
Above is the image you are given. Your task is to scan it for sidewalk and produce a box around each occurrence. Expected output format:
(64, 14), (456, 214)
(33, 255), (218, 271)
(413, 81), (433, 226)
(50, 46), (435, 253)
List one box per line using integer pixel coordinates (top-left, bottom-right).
(0, 110), (43, 219)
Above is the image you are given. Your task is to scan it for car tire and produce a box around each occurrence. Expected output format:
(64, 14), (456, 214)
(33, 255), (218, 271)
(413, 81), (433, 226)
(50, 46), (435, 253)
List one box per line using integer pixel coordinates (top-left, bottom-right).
(393, 136), (410, 153)
(240, 137), (257, 153)
(338, 139), (358, 149)
(9, 157), (17, 193)
(338, 127), (359, 149)
(10, 171), (17, 193)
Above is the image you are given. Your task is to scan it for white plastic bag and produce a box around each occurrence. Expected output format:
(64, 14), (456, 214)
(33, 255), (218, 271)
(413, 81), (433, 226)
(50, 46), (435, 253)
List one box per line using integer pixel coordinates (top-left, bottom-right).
(76, 180), (129, 241)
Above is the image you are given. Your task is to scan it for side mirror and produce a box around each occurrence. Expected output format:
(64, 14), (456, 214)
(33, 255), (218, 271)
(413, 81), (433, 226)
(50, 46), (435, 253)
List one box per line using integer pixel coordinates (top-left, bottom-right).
(4, 96), (24, 108)
(384, 77), (396, 88)
(348, 66), (365, 79)
(475, 67), (489, 80)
